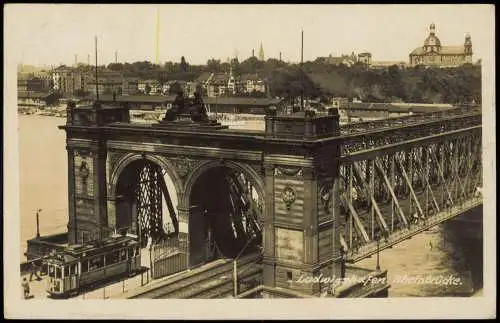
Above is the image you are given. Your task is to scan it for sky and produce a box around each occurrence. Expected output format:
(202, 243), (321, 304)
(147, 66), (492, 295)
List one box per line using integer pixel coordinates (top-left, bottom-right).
(5, 4), (494, 67)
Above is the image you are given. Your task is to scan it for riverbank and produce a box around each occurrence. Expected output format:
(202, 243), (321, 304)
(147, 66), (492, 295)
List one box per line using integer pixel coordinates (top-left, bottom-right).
(17, 106), (266, 125)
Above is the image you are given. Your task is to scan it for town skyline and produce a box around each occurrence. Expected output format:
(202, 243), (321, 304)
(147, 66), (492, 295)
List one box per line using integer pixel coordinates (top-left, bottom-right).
(6, 4), (491, 67)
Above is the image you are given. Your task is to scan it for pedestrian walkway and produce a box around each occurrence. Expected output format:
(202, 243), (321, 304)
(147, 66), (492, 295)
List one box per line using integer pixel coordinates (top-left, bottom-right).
(20, 267), (151, 300)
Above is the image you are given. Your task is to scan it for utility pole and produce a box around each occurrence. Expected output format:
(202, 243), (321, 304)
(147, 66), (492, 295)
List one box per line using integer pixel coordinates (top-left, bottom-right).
(87, 54), (90, 66)
(35, 209), (42, 238)
(95, 36), (99, 101)
(300, 30), (304, 111)
(155, 8), (160, 65)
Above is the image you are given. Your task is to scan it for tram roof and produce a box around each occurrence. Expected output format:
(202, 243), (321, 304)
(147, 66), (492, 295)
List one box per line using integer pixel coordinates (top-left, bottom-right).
(46, 235), (139, 262)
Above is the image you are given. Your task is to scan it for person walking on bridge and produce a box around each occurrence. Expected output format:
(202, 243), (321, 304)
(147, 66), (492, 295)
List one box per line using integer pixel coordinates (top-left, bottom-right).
(29, 260), (41, 282)
(21, 277), (30, 299)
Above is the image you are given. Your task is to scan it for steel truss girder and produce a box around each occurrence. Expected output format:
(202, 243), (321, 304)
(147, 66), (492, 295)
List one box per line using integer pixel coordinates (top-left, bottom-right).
(395, 154), (425, 218)
(411, 149), (441, 213)
(340, 125), (482, 163)
(352, 163), (389, 233)
(374, 159), (409, 228)
(339, 124), (482, 261)
(428, 147), (455, 205)
(136, 163), (164, 245)
(340, 194), (371, 243)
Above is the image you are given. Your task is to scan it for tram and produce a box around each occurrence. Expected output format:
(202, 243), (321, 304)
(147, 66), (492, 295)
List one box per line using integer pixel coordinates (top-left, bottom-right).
(44, 234), (141, 298)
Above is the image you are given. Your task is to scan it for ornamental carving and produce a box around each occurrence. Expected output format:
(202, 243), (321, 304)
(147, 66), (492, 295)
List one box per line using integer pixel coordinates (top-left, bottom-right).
(281, 186), (296, 211)
(75, 149), (91, 158)
(319, 182), (332, 214)
(108, 151), (126, 174)
(79, 160), (90, 185)
(275, 166), (303, 177)
(170, 157), (199, 179)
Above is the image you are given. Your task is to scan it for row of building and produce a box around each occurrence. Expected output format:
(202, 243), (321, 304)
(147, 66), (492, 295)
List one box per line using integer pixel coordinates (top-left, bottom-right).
(18, 64), (269, 99)
(318, 23), (477, 69)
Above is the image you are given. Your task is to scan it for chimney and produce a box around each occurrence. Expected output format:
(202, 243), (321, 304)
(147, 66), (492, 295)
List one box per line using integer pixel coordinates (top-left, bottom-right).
(252, 49), (255, 57)
(279, 52), (282, 61)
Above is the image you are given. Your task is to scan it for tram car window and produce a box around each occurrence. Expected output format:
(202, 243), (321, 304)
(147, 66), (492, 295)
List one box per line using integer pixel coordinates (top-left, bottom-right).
(81, 259), (89, 273)
(119, 249), (127, 262)
(107, 251), (119, 265)
(89, 255), (104, 271)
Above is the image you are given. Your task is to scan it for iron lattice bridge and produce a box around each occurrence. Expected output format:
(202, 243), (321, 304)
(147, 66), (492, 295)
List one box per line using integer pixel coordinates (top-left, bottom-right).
(337, 107), (482, 263)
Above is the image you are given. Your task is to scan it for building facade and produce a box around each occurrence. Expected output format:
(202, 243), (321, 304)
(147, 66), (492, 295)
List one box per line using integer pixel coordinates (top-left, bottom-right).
(409, 23), (473, 67)
(197, 71), (268, 98)
(51, 66), (85, 93)
(357, 52), (372, 65)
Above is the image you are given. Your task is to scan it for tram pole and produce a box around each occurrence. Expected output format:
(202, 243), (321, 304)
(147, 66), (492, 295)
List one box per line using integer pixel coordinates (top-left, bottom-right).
(375, 232), (381, 271)
(233, 235), (256, 297)
(35, 209), (42, 238)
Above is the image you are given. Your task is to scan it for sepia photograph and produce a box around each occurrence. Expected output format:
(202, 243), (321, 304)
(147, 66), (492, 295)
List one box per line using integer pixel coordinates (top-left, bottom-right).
(3, 3), (496, 319)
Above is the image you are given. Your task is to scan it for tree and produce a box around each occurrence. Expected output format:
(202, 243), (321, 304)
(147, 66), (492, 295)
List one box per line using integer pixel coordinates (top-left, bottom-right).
(180, 56), (188, 73)
(206, 59), (221, 73)
(144, 84), (151, 94)
(230, 58), (240, 76)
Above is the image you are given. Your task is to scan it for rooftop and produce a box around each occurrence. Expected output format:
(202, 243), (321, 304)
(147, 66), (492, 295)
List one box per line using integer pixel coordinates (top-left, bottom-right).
(83, 94), (282, 107)
(18, 91), (52, 99)
(410, 45), (466, 56)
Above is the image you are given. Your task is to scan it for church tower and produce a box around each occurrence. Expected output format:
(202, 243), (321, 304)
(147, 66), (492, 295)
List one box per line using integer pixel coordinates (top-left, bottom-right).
(259, 42), (265, 61)
(464, 33), (473, 54)
(464, 33), (473, 63)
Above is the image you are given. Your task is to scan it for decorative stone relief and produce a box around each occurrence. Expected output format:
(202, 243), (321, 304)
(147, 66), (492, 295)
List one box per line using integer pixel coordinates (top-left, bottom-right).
(281, 186), (297, 211)
(274, 166), (303, 177)
(319, 182), (332, 214)
(79, 161), (90, 186)
(108, 151), (126, 174)
(74, 152), (93, 196)
(170, 157), (199, 180)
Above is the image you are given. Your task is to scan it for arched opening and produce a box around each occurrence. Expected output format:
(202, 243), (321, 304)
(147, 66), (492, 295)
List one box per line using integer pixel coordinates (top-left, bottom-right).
(188, 165), (263, 264)
(114, 159), (179, 248)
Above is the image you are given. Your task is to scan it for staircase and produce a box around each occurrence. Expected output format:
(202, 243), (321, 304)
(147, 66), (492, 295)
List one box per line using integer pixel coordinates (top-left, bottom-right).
(116, 253), (262, 299)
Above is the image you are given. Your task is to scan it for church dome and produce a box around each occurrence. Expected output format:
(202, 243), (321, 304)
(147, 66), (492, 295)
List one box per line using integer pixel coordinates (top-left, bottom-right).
(424, 23), (441, 47)
(424, 35), (441, 47)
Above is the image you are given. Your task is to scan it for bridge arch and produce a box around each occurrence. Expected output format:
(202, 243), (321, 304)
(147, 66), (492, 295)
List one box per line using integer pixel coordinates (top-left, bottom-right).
(183, 160), (265, 211)
(109, 152), (183, 201)
(108, 153), (184, 246)
(183, 160), (266, 261)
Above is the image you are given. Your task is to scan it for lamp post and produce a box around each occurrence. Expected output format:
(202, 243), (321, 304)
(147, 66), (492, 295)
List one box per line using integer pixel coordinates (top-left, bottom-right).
(215, 93), (218, 121)
(375, 232), (380, 271)
(340, 246), (346, 279)
(233, 235), (256, 297)
(35, 209), (42, 238)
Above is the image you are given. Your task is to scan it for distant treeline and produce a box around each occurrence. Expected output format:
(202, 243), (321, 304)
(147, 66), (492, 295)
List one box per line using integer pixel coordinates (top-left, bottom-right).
(103, 56), (481, 104)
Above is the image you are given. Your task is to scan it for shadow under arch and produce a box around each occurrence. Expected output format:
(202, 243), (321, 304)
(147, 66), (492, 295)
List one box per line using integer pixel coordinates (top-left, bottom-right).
(183, 160), (265, 210)
(109, 153), (183, 246)
(183, 160), (266, 261)
(109, 153), (183, 202)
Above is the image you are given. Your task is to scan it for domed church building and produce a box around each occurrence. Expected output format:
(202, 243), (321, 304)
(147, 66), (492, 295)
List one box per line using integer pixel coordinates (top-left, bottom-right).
(409, 23), (473, 67)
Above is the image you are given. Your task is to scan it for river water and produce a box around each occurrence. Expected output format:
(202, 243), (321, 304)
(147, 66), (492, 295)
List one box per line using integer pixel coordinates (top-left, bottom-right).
(18, 115), (483, 297)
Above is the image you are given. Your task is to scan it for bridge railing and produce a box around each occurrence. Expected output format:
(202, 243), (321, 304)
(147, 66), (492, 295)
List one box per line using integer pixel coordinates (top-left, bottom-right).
(345, 196), (483, 262)
(151, 235), (189, 279)
(339, 106), (481, 136)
